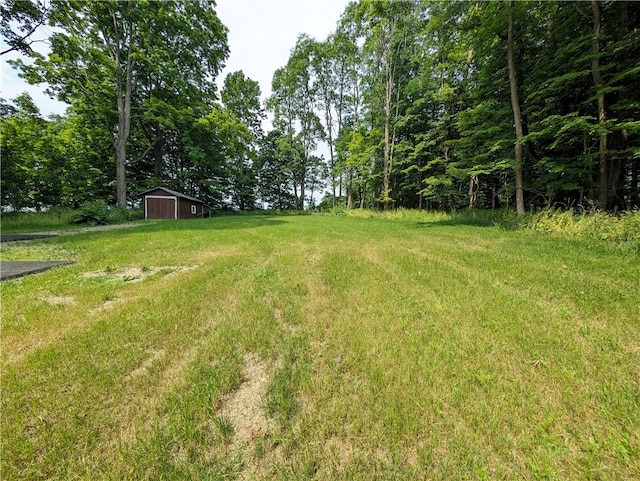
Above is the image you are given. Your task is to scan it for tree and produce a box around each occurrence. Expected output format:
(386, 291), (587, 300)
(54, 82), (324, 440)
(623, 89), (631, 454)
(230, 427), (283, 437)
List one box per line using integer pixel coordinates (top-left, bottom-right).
(220, 71), (265, 209)
(0, 93), (113, 209)
(221, 70), (265, 138)
(0, 0), (49, 56)
(13, 0), (228, 206)
(507, 0), (525, 215)
(0, 93), (47, 209)
(268, 35), (325, 210)
(199, 105), (256, 210)
(255, 130), (297, 209)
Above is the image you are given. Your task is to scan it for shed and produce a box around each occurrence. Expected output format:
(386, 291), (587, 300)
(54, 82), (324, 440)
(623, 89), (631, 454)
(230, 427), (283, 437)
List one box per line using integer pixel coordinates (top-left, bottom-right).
(141, 187), (207, 220)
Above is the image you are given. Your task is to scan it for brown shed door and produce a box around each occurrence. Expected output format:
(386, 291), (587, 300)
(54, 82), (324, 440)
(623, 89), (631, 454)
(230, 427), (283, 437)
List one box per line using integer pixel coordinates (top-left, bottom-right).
(146, 196), (177, 219)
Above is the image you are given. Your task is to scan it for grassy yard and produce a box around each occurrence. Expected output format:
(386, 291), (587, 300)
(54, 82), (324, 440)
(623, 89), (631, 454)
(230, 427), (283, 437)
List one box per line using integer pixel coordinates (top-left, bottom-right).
(1, 213), (638, 480)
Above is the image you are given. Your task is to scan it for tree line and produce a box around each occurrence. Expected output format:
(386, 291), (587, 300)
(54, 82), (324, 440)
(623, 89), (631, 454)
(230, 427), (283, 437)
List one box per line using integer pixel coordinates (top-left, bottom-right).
(265, 0), (639, 212)
(2, 0), (639, 213)
(2, 0), (261, 210)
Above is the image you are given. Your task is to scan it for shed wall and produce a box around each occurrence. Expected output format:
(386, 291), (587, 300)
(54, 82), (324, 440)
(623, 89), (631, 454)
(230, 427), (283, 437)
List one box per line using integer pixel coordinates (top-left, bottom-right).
(178, 198), (204, 219)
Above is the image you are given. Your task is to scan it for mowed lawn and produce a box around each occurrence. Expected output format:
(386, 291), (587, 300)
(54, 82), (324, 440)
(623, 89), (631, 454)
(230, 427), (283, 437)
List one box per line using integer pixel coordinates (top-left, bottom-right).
(1, 214), (638, 480)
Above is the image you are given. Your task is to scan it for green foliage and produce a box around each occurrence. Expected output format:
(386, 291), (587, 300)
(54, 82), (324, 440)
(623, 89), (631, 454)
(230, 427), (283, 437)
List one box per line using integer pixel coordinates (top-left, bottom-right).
(70, 201), (142, 226)
(70, 201), (111, 226)
(0, 95), (117, 210)
(255, 130), (298, 210)
(8, 0), (230, 208)
(519, 208), (640, 253)
(0, 208), (74, 234)
(4, 0), (640, 214)
(267, 35), (327, 210)
(0, 0), (48, 56)
(335, 207), (640, 254)
(221, 70), (265, 138)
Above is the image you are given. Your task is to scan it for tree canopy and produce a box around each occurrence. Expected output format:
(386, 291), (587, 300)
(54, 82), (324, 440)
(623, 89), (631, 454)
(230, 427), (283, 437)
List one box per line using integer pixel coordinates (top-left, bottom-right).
(2, 0), (639, 212)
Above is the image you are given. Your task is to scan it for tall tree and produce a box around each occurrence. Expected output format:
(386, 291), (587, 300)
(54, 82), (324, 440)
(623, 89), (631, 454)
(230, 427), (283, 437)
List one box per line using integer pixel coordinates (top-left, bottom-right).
(268, 35), (325, 210)
(220, 71), (265, 209)
(1, 93), (113, 209)
(589, 0), (608, 209)
(221, 70), (265, 138)
(507, 0), (525, 215)
(255, 130), (297, 209)
(13, 0), (228, 206)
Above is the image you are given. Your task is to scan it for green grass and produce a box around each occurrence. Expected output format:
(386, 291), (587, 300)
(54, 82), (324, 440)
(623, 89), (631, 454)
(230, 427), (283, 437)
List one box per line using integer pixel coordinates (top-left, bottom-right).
(0, 206), (145, 234)
(1, 213), (638, 480)
(0, 209), (77, 233)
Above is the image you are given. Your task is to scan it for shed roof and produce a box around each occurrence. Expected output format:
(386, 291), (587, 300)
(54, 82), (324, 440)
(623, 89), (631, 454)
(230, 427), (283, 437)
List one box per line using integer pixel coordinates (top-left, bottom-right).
(141, 187), (205, 204)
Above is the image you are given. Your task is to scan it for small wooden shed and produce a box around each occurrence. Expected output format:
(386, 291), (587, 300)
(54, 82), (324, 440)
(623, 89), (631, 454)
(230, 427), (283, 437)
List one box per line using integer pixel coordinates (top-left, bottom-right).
(141, 187), (207, 220)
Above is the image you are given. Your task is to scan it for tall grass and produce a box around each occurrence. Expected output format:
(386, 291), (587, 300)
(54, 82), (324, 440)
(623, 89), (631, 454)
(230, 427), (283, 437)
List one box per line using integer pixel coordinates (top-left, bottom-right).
(334, 207), (640, 254)
(0, 208), (76, 233)
(0, 205), (144, 234)
(519, 208), (640, 244)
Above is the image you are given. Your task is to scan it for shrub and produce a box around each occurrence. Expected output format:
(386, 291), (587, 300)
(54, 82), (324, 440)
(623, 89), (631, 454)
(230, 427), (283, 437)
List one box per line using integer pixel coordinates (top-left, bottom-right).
(107, 206), (143, 223)
(0, 208), (76, 233)
(70, 201), (110, 226)
(333, 207), (639, 254)
(70, 202), (143, 226)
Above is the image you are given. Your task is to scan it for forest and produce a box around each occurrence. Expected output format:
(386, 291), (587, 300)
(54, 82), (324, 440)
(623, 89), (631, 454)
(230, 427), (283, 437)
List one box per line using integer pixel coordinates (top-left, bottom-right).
(1, 0), (639, 213)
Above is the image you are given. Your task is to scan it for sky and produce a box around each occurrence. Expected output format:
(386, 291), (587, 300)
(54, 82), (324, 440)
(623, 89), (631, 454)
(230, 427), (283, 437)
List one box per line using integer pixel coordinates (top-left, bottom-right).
(0, 0), (351, 123)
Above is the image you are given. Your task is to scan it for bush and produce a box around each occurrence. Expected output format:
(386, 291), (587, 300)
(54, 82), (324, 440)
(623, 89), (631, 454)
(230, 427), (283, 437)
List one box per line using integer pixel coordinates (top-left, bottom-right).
(71, 201), (110, 226)
(329, 207), (640, 254)
(107, 206), (143, 223)
(70, 202), (143, 226)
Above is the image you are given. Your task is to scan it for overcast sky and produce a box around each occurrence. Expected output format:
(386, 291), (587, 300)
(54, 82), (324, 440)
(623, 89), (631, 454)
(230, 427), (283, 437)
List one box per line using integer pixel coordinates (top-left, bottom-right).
(0, 0), (351, 122)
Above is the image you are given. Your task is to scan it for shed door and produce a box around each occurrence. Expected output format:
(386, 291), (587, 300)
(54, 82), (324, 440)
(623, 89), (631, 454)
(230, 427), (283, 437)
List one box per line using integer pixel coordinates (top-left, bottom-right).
(145, 196), (177, 219)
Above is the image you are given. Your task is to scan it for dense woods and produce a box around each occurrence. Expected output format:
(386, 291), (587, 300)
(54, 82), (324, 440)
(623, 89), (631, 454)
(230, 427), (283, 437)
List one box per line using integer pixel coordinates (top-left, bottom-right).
(2, 0), (639, 212)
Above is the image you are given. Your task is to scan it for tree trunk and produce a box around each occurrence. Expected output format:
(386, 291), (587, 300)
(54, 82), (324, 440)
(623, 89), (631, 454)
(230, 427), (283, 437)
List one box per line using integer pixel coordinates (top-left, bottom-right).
(336, 63), (346, 203)
(383, 54), (392, 209)
(112, 10), (134, 208)
(630, 160), (639, 209)
(347, 168), (353, 209)
(381, 17), (395, 210)
(468, 175), (479, 209)
(324, 102), (336, 207)
(115, 49), (132, 207)
(153, 132), (164, 181)
(591, 0), (608, 209)
(507, 0), (525, 215)
(292, 182), (299, 209)
(418, 170), (423, 209)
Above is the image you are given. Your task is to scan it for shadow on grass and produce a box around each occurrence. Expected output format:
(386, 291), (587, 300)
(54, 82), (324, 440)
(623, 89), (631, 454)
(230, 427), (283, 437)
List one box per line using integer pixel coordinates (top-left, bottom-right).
(137, 215), (290, 233)
(413, 210), (507, 228)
